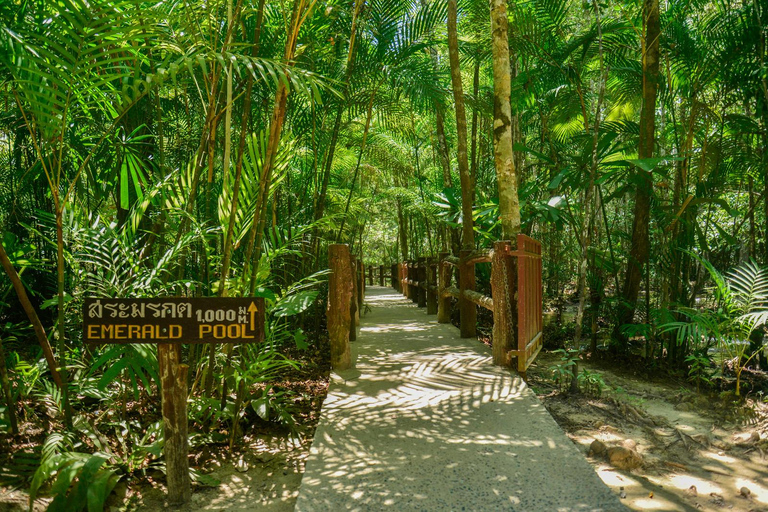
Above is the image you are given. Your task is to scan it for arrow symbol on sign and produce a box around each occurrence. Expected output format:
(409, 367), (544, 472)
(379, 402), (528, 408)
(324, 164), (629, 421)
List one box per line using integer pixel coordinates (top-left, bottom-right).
(248, 301), (258, 331)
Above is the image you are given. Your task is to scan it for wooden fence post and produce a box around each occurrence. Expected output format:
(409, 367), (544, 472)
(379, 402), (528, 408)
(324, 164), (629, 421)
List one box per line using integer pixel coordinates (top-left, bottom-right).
(491, 241), (514, 366)
(328, 245), (352, 368)
(357, 259), (364, 313)
(351, 256), (360, 329)
(158, 343), (191, 505)
(427, 259), (437, 315)
(379, 265), (384, 286)
(409, 262), (418, 303)
(391, 264), (398, 290)
(459, 249), (477, 338)
(437, 252), (451, 323)
(368, 265), (373, 286)
(417, 257), (427, 308)
(401, 263), (408, 297)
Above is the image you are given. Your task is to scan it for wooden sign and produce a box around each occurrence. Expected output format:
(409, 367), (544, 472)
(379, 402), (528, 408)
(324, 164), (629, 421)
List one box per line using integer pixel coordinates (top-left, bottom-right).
(82, 296), (268, 505)
(83, 297), (265, 344)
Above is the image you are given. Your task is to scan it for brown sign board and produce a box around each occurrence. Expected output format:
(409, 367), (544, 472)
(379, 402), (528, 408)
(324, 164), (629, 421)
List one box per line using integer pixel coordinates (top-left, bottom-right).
(83, 297), (265, 344)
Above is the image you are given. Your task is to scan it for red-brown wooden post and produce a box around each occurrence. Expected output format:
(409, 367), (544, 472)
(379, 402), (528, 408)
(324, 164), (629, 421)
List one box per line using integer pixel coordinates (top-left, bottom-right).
(379, 265), (384, 286)
(459, 249), (477, 338)
(409, 262), (418, 303)
(158, 343), (191, 505)
(391, 264), (398, 290)
(400, 263), (407, 297)
(357, 259), (364, 313)
(427, 259), (438, 315)
(350, 256), (359, 334)
(329, 245), (353, 365)
(437, 252), (451, 323)
(491, 241), (515, 366)
(417, 257), (427, 307)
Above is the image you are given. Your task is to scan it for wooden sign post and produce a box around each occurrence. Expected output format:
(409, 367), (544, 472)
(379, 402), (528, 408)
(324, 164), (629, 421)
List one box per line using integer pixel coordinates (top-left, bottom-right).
(83, 297), (265, 504)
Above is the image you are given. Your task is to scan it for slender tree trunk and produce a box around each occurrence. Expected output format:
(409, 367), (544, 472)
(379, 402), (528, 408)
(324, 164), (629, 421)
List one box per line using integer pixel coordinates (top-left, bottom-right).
(244, 0), (309, 294)
(574, 0), (607, 347)
(0, 240), (62, 389)
(749, 176), (756, 258)
(218, 0), (236, 297)
(55, 212), (73, 428)
(219, 0), (264, 296)
(311, 0), (364, 258)
(0, 337), (17, 435)
(490, 0), (521, 240)
(616, 0), (660, 347)
(337, 81), (381, 241)
(447, 0), (474, 248)
(470, 58), (480, 201)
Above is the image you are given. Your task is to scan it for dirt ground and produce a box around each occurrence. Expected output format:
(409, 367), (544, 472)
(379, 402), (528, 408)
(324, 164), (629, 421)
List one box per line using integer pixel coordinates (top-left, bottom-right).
(3, 340), (767, 512)
(525, 351), (768, 512)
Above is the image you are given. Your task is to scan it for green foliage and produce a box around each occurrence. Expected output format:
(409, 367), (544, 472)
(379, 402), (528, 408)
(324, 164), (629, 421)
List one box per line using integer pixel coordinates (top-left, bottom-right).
(252, 385), (300, 432)
(550, 349), (578, 393)
(685, 352), (714, 392)
(30, 452), (119, 512)
(660, 256), (768, 395)
(577, 369), (605, 397)
(89, 344), (158, 400)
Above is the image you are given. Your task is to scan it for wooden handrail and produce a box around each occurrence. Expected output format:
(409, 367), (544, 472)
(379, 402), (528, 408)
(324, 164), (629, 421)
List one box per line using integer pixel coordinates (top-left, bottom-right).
(442, 286), (460, 299)
(462, 249), (493, 266)
(388, 236), (542, 376)
(444, 255), (460, 266)
(464, 289), (493, 311)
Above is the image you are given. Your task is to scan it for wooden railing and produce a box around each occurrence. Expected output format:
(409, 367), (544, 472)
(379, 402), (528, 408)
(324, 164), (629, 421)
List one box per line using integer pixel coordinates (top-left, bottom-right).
(391, 235), (543, 374)
(328, 235), (543, 374)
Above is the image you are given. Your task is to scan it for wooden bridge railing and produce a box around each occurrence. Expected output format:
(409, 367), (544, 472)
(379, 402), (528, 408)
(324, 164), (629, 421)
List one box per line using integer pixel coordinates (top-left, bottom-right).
(328, 236), (542, 373)
(391, 235), (543, 374)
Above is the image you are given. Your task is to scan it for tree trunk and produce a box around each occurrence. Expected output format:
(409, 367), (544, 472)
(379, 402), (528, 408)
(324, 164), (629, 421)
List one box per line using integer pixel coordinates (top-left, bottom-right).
(0, 238), (63, 389)
(616, 0), (660, 346)
(490, 0), (521, 240)
(447, 0), (475, 249)
(470, 58), (480, 200)
(311, 0), (364, 259)
(55, 212), (73, 429)
(574, 0), (607, 347)
(244, 0), (308, 294)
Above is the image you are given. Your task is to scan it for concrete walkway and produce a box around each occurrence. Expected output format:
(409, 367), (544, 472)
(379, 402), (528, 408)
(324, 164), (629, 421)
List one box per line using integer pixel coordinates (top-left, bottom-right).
(295, 287), (625, 511)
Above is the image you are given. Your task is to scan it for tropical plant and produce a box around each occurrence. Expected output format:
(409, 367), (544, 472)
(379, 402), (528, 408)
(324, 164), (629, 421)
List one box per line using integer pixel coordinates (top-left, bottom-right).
(661, 257), (768, 395)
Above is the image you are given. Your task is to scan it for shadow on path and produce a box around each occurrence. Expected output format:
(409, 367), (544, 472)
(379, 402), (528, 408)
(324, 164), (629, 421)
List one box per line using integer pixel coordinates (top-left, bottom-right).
(295, 287), (625, 511)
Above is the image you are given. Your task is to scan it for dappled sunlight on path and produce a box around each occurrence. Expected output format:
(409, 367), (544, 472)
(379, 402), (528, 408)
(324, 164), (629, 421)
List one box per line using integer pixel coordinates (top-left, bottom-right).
(295, 287), (624, 511)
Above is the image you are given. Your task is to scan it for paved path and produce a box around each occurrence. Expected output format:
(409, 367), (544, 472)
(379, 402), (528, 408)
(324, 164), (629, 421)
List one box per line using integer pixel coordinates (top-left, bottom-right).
(295, 287), (625, 511)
